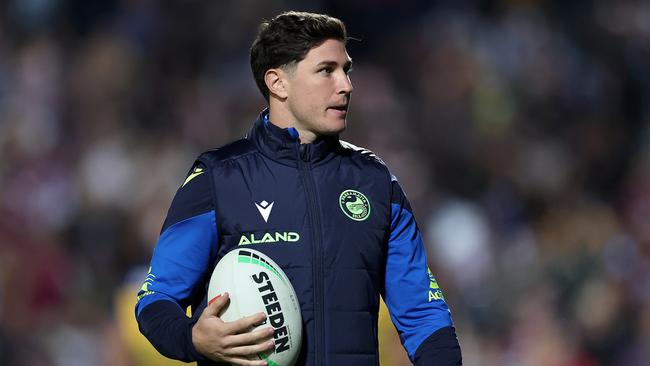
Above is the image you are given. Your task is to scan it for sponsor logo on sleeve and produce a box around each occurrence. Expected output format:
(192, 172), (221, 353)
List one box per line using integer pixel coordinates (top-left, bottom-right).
(137, 267), (157, 300)
(427, 268), (445, 302)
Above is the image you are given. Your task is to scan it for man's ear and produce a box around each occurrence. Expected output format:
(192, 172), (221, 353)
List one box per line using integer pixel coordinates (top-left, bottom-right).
(265, 68), (289, 99)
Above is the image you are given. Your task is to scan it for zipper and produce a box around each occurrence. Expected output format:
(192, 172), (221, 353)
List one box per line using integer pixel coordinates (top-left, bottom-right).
(297, 144), (324, 366)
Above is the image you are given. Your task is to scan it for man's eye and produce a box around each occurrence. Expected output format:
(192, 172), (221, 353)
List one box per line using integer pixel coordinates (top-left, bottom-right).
(320, 67), (333, 74)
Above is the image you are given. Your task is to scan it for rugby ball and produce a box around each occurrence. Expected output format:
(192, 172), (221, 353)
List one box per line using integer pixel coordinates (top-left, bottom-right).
(207, 248), (302, 366)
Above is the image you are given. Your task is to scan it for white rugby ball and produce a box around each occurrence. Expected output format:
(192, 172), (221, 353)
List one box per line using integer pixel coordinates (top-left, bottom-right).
(207, 248), (302, 366)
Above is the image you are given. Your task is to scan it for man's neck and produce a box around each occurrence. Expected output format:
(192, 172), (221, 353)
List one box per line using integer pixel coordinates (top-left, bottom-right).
(268, 108), (317, 144)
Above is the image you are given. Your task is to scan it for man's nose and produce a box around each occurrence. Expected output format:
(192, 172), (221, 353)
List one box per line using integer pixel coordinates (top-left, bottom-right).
(338, 73), (353, 94)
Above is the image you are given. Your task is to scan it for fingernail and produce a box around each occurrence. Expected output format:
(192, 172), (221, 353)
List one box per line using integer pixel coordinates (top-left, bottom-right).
(208, 294), (222, 305)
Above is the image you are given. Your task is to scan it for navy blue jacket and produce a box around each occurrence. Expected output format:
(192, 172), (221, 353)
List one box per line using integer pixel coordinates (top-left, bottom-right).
(136, 110), (461, 365)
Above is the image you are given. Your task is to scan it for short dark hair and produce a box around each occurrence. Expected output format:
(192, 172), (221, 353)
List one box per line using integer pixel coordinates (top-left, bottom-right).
(250, 11), (347, 101)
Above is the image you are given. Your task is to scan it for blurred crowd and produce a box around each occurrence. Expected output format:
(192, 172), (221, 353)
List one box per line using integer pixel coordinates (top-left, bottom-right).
(1, 0), (650, 365)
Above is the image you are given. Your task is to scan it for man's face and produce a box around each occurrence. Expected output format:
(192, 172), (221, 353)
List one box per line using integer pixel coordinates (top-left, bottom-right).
(283, 39), (353, 141)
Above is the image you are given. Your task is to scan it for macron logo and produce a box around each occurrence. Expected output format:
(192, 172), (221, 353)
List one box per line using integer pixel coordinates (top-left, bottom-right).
(255, 200), (274, 223)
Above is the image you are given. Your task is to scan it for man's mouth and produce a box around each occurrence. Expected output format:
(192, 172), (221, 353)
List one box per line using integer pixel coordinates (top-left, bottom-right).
(329, 104), (348, 112)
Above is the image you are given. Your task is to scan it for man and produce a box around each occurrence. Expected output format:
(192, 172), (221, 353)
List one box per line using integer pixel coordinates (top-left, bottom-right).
(135, 11), (462, 366)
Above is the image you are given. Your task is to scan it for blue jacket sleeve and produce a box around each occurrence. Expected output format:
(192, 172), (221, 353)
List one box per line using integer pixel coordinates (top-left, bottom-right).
(383, 178), (461, 364)
(135, 162), (218, 362)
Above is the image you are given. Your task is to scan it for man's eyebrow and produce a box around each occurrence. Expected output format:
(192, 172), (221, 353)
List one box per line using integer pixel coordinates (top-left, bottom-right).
(315, 60), (354, 69)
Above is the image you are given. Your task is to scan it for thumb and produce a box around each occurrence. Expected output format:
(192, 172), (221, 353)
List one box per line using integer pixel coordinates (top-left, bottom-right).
(204, 292), (229, 317)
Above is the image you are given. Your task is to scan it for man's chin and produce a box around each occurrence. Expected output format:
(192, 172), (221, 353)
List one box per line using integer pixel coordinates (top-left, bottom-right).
(320, 122), (346, 136)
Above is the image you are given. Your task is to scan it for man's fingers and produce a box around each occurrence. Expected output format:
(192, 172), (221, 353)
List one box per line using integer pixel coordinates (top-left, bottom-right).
(226, 327), (275, 347)
(204, 292), (229, 317)
(225, 339), (275, 358)
(225, 311), (267, 333)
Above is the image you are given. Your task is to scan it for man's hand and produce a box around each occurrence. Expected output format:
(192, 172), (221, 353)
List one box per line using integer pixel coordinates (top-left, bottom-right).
(192, 292), (275, 365)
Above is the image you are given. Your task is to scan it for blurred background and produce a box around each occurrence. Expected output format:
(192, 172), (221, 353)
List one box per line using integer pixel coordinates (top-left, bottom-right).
(1, 0), (650, 365)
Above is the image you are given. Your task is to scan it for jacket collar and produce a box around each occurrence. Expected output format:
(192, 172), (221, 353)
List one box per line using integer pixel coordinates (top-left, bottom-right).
(247, 108), (342, 166)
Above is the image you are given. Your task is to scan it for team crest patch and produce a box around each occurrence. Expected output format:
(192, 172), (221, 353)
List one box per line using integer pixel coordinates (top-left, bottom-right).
(339, 190), (371, 221)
